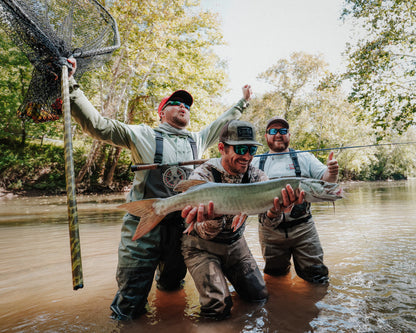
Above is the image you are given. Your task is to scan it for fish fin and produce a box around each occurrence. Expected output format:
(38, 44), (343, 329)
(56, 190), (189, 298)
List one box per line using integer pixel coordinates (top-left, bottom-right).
(117, 199), (158, 216)
(132, 213), (165, 241)
(231, 214), (248, 232)
(174, 179), (207, 192)
(183, 221), (194, 234)
(117, 199), (165, 240)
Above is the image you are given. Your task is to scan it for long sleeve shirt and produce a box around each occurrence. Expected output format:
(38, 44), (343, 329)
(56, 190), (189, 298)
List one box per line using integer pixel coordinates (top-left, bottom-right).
(68, 78), (249, 202)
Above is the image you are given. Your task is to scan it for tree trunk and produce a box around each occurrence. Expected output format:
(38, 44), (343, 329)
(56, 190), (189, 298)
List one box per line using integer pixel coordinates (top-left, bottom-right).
(103, 146), (122, 187)
(76, 140), (103, 184)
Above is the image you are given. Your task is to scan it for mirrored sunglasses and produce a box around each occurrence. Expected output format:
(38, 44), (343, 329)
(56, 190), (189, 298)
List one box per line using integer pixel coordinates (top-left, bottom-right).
(165, 100), (190, 110)
(233, 144), (258, 156)
(267, 128), (288, 135)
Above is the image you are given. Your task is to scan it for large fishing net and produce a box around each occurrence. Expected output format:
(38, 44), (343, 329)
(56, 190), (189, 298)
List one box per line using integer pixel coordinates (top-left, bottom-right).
(0, 0), (120, 122)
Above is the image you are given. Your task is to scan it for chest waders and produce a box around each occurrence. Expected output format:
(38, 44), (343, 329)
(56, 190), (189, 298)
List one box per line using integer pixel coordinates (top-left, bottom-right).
(259, 149), (311, 238)
(111, 131), (197, 320)
(147, 130), (197, 291)
(183, 167), (268, 319)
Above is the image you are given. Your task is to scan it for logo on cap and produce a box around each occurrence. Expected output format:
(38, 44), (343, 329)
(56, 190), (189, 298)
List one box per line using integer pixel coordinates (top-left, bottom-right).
(237, 126), (254, 139)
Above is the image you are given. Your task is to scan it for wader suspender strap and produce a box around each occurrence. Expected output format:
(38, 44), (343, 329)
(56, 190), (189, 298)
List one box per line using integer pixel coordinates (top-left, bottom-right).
(188, 137), (198, 165)
(153, 131), (198, 165)
(258, 149), (301, 177)
(289, 148), (301, 177)
(211, 168), (250, 184)
(154, 131), (164, 163)
(258, 153), (268, 171)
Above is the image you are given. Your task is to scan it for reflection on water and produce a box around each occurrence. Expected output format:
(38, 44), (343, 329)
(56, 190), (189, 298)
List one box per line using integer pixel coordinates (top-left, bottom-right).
(0, 180), (415, 332)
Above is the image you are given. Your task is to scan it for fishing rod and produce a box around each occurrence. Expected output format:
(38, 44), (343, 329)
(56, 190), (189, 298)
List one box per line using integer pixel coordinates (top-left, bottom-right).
(130, 141), (416, 172)
(255, 141), (416, 158)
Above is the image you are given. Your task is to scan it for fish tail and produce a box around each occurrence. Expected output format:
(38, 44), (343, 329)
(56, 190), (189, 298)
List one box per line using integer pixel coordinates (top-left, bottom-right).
(117, 199), (165, 241)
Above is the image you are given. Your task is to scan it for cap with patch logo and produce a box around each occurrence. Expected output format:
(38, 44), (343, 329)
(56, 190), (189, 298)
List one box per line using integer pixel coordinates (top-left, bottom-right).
(219, 120), (262, 146)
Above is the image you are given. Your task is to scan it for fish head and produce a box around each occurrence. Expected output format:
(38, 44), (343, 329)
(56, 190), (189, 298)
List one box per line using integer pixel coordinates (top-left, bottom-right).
(299, 179), (344, 202)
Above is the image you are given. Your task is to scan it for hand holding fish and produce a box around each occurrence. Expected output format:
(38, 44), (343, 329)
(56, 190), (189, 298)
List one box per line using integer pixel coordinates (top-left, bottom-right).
(267, 184), (305, 215)
(181, 200), (250, 234)
(181, 201), (215, 233)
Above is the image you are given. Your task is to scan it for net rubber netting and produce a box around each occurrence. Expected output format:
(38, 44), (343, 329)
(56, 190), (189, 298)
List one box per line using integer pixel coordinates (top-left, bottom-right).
(0, 0), (120, 122)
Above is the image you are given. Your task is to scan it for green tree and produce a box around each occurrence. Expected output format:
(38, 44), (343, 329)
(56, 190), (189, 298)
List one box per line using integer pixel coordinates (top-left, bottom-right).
(75, 0), (227, 187)
(342, 0), (416, 138)
(256, 52), (328, 120)
(245, 52), (381, 179)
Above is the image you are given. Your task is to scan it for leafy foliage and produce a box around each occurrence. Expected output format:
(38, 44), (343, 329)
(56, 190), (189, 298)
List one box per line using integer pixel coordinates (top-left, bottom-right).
(84, 0), (228, 126)
(342, 0), (416, 138)
(0, 138), (132, 193)
(245, 52), (415, 180)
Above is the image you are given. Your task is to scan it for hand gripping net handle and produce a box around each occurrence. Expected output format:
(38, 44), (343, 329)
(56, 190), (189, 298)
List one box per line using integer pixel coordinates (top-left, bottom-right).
(0, 0), (120, 122)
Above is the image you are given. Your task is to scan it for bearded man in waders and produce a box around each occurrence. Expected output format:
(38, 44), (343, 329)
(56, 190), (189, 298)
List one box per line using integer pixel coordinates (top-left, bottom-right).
(252, 116), (339, 284)
(67, 58), (253, 320)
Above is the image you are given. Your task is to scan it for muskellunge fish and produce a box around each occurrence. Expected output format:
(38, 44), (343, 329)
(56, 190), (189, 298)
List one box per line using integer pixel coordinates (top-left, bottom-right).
(118, 177), (344, 241)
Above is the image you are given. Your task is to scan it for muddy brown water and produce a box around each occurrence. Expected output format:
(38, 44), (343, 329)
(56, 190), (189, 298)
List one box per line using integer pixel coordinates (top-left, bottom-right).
(0, 180), (415, 332)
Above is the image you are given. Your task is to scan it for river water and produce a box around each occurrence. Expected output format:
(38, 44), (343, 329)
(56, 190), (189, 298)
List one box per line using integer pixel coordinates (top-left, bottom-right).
(0, 180), (415, 332)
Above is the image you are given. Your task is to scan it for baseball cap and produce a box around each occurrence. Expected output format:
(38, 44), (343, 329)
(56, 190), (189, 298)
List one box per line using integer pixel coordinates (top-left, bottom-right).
(157, 90), (193, 117)
(266, 116), (289, 129)
(219, 120), (262, 146)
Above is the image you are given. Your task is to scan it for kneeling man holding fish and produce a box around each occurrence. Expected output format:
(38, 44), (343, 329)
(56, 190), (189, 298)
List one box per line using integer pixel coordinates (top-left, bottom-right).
(180, 119), (304, 320)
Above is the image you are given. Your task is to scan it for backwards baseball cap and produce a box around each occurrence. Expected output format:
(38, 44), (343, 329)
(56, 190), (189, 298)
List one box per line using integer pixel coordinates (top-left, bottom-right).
(157, 90), (193, 117)
(219, 120), (262, 146)
(266, 116), (289, 129)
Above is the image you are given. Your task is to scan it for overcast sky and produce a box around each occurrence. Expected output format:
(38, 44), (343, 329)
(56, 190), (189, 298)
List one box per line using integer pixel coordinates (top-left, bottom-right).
(200, 0), (353, 104)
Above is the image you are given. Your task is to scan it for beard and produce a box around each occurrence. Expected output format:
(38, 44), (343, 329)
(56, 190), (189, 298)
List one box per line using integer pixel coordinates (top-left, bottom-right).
(270, 140), (289, 152)
(171, 115), (189, 128)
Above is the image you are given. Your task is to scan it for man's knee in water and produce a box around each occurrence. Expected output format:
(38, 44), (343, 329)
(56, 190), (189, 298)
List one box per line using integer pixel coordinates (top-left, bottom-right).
(110, 291), (148, 321)
(264, 264), (291, 277)
(297, 264), (329, 284)
(200, 296), (233, 321)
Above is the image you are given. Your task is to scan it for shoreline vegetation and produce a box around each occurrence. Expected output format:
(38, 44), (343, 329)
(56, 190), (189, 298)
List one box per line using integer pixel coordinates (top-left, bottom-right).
(1, 137), (412, 199)
(0, 138), (133, 198)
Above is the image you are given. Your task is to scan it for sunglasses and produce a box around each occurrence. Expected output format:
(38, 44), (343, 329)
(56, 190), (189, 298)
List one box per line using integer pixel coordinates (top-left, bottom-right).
(267, 128), (288, 135)
(232, 144), (258, 156)
(165, 100), (190, 110)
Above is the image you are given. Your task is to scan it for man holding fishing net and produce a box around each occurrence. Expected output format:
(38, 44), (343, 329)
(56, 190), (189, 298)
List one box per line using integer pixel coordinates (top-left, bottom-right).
(67, 59), (254, 320)
(252, 116), (339, 284)
(180, 119), (304, 320)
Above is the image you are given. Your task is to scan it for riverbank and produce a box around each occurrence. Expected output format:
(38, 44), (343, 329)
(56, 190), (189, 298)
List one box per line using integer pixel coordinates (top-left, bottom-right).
(0, 138), (133, 196)
(0, 184), (130, 199)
